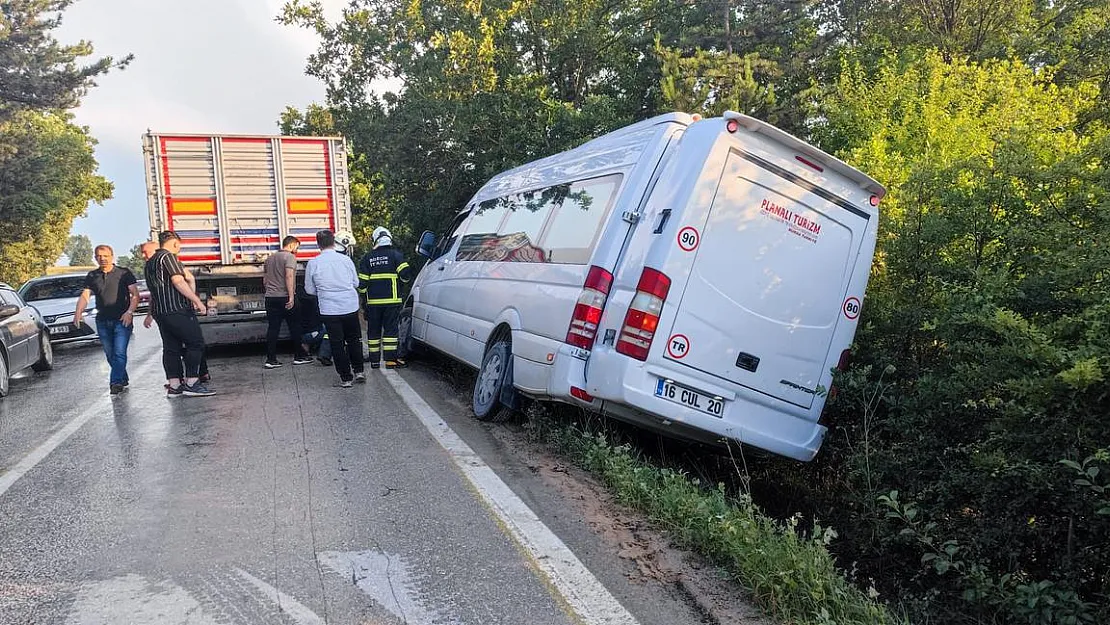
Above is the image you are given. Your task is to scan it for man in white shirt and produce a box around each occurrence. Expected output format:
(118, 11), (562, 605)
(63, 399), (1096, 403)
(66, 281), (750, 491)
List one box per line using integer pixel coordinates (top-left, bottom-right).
(305, 230), (365, 387)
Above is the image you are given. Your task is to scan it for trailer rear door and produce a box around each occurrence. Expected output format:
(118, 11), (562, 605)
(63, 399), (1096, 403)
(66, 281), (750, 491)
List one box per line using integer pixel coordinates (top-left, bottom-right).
(145, 134), (350, 265)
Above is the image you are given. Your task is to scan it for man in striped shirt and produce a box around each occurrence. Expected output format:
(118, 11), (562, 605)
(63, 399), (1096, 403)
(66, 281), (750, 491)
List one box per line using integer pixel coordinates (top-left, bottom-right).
(144, 231), (215, 397)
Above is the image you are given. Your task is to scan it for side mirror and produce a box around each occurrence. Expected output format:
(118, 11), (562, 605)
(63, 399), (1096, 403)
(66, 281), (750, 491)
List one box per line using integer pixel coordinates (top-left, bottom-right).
(416, 230), (437, 258)
(0, 304), (19, 319)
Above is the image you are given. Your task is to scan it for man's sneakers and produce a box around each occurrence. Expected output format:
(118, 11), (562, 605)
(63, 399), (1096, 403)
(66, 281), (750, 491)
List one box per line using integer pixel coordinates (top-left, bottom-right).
(369, 362), (381, 370)
(317, 356), (332, 366)
(268, 357), (313, 368)
(354, 372), (366, 384)
(183, 382), (215, 397)
(110, 383), (125, 395)
(166, 382), (215, 397)
(385, 359), (407, 369)
(339, 379), (353, 388)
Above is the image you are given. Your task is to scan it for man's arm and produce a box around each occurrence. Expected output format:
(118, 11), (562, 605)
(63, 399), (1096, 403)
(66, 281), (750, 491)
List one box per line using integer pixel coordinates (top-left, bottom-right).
(170, 274), (205, 313)
(284, 255), (296, 309)
(122, 284), (140, 327)
(74, 287), (93, 325)
(305, 262), (317, 296)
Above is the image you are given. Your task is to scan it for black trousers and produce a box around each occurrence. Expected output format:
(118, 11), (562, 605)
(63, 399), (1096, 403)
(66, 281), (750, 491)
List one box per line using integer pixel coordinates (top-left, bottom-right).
(155, 311), (206, 380)
(322, 311), (364, 381)
(365, 304), (400, 365)
(265, 297), (307, 362)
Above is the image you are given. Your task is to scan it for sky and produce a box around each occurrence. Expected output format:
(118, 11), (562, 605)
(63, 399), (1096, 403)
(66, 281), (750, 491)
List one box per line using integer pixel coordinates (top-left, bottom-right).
(56, 0), (346, 260)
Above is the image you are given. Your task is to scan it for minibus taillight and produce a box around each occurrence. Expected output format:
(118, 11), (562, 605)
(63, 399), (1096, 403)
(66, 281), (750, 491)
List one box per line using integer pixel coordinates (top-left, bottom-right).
(565, 266), (613, 350)
(616, 268), (671, 361)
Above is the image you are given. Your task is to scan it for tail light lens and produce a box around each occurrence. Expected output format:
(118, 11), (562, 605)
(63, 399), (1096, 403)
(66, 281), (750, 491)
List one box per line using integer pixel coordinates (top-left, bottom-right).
(616, 268), (671, 361)
(565, 266), (613, 350)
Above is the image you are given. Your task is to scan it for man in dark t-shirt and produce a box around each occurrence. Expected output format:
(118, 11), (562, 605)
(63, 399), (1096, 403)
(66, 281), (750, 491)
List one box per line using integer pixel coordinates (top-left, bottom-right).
(75, 244), (140, 395)
(144, 231), (214, 397)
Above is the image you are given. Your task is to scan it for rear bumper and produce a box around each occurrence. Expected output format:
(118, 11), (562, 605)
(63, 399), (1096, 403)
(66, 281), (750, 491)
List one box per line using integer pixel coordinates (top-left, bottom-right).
(196, 312), (290, 346)
(587, 355), (825, 462)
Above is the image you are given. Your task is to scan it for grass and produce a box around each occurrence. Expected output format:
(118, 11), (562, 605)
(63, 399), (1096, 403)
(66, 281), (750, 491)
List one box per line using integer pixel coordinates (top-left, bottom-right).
(523, 405), (907, 625)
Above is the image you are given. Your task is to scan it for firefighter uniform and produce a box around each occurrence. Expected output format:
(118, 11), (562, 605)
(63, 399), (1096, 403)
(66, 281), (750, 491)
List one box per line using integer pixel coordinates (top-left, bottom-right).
(358, 231), (412, 368)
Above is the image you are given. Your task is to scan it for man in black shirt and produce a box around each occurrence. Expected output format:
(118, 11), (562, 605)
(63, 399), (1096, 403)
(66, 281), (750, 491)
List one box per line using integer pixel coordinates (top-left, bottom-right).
(144, 231), (214, 397)
(75, 245), (140, 395)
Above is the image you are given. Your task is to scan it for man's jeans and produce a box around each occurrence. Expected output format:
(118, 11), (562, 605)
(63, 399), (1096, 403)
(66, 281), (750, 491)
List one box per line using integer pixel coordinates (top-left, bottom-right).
(96, 318), (133, 386)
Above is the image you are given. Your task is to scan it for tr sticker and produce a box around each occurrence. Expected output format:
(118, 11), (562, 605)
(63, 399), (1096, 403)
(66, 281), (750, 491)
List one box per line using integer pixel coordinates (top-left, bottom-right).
(843, 297), (861, 320)
(667, 334), (690, 359)
(677, 227), (700, 252)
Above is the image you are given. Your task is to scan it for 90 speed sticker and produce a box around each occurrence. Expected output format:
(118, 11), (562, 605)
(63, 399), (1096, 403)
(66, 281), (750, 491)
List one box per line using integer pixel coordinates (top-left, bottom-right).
(677, 227), (699, 252)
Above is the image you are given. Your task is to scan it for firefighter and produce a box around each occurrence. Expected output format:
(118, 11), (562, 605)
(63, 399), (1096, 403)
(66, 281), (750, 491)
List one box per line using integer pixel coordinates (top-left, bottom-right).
(358, 226), (412, 368)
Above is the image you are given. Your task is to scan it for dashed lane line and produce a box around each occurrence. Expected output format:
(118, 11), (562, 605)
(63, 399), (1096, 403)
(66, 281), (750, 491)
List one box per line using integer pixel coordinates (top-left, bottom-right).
(0, 353), (161, 499)
(382, 369), (642, 625)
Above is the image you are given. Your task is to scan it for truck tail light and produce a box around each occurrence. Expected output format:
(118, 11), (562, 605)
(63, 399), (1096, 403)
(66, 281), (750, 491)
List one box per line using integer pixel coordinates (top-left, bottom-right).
(616, 268), (671, 361)
(566, 266), (613, 350)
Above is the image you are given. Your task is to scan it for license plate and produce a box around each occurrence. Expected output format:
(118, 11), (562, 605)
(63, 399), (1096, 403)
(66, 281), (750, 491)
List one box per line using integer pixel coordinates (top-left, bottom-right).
(655, 379), (724, 418)
(49, 325), (70, 335)
(240, 300), (263, 311)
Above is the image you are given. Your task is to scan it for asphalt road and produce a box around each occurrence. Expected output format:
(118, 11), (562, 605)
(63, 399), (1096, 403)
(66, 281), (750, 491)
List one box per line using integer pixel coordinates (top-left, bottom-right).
(0, 324), (730, 625)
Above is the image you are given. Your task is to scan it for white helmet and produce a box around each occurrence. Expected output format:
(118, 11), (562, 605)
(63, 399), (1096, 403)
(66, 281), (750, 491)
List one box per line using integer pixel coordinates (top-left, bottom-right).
(372, 226), (393, 248)
(334, 229), (356, 253)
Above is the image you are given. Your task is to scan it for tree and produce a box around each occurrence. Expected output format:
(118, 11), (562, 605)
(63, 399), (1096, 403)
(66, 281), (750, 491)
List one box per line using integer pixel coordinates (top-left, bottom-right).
(0, 113), (111, 285)
(0, 0), (122, 286)
(0, 0), (131, 124)
(114, 243), (145, 273)
(63, 233), (92, 265)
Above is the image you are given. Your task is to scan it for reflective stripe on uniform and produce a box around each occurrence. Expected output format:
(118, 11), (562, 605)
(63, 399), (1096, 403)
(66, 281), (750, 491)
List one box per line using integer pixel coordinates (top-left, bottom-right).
(366, 297), (402, 305)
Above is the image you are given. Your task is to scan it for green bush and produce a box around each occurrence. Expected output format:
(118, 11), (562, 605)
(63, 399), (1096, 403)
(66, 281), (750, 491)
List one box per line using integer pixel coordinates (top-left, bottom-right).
(535, 419), (904, 625)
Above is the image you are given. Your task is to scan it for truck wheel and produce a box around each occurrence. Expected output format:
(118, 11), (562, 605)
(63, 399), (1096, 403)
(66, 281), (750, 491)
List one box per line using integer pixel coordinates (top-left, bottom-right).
(32, 331), (53, 372)
(473, 339), (513, 423)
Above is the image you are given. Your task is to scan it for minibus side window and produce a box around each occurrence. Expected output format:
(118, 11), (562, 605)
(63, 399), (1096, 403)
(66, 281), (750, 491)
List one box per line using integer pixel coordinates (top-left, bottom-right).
(434, 208), (471, 260)
(539, 174), (622, 265)
(457, 197), (511, 261)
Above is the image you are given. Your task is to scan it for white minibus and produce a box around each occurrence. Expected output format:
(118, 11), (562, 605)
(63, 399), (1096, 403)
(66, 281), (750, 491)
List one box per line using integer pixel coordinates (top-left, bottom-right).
(402, 111), (884, 461)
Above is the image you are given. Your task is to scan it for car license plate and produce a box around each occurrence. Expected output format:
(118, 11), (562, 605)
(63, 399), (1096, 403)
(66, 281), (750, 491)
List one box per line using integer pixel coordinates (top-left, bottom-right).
(241, 300), (263, 311)
(655, 379), (724, 418)
(49, 325), (70, 335)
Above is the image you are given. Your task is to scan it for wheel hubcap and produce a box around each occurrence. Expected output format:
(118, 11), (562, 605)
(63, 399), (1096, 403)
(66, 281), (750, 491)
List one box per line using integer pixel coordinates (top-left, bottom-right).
(478, 353), (503, 405)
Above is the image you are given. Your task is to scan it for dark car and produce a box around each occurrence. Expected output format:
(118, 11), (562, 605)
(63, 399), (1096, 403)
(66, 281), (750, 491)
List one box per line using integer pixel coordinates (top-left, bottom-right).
(0, 282), (53, 397)
(136, 279), (151, 313)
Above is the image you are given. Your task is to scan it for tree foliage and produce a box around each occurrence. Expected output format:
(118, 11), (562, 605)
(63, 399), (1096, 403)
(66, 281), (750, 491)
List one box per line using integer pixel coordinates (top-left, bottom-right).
(63, 233), (92, 265)
(0, 0), (120, 286)
(282, 1), (1110, 622)
(0, 0), (131, 124)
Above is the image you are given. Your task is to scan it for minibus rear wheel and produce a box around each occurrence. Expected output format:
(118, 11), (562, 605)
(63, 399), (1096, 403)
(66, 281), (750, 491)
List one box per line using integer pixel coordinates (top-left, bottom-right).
(473, 338), (513, 423)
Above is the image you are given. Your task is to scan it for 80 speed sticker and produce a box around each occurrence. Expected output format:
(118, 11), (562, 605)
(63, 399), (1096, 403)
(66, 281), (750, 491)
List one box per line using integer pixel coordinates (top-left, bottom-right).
(843, 297), (861, 320)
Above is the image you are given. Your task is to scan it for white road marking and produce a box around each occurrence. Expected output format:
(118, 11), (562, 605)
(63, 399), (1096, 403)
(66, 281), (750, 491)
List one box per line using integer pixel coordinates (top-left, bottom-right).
(235, 568), (325, 625)
(0, 356), (160, 499)
(382, 370), (642, 625)
(65, 574), (218, 625)
(319, 549), (462, 625)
